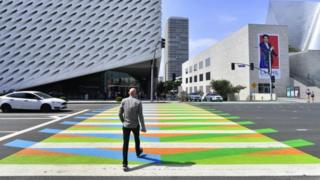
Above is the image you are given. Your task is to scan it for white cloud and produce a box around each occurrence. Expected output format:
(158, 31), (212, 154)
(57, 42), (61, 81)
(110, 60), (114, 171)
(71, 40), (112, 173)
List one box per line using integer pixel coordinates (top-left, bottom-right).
(190, 38), (217, 57)
(218, 15), (238, 23)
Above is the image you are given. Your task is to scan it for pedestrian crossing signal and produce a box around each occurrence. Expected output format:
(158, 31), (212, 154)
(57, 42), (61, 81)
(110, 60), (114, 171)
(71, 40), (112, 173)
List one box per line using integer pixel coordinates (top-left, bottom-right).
(231, 63), (235, 70)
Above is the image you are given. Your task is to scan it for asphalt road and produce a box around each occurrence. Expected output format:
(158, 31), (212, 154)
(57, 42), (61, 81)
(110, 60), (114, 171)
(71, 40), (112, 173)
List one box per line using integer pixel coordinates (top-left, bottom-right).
(0, 104), (107, 138)
(0, 102), (319, 179)
(196, 103), (320, 158)
(0, 103), (115, 159)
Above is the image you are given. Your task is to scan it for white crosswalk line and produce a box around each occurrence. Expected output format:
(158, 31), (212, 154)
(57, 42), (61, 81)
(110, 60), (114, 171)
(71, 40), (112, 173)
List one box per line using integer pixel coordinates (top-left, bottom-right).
(59, 130), (256, 134)
(30, 142), (289, 149)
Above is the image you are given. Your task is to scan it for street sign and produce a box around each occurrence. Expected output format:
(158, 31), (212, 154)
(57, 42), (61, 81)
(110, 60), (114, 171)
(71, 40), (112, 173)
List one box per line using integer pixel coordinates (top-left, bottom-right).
(251, 82), (257, 89)
(238, 64), (246, 68)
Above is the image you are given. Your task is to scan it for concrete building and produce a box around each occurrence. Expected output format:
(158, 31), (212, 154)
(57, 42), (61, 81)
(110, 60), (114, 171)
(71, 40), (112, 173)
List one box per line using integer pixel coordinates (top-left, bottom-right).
(0, 0), (161, 99)
(267, 0), (320, 51)
(182, 24), (290, 101)
(164, 17), (189, 81)
(266, 0), (320, 99)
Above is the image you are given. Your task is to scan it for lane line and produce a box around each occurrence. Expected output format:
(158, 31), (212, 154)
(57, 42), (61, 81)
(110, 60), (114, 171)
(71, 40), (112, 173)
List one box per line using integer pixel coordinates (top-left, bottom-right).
(0, 131), (16, 133)
(30, 142), (289, 149)
(2, 165), (320, 176)
(0, 114), (70, 116)
(0, 110), (88, 142)
(0, 118), (53, 120)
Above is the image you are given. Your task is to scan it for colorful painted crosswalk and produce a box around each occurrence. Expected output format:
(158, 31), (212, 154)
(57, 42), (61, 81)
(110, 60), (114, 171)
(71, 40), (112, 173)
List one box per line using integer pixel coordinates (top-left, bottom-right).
(0, 103), (320, 165)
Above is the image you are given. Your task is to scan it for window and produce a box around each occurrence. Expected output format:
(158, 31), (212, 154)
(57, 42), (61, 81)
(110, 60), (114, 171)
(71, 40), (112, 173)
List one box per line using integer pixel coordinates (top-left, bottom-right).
(189, 66), (192, 73)
(205, 58), (211, 67)
(206, 72), (211, 81)
(258, 83), (271, 93)
(199, 74), (204, 82)
(199, 86), (204, 93)
(206, 86), (211, 93)
(7, 93), (26, 98)
(194, 86), (198, 92)
(186, 78), (188, 84)
(199, 61), (204, 70)
(194, 76), (198, 83)
(189, 87), (192, 93)
(25, 93), (40, 100)
(194, 64), (198, 71)
(189, 77), (192, 83)
(185, 68), (188, 74)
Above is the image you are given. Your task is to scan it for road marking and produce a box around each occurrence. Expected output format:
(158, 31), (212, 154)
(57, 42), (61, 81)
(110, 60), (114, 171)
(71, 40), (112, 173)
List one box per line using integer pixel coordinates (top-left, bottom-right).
(30, 142), (289, 149)
(58, 130), (256, 134)
(0, 110), (88, 142)
(0, 118), (53, 120)
(1, 165), (320, 176)
(84, 117), (227, 120)
(71, 122), (239, 126)
(90, 113), (226, 116)
(297, 129), (309, 132)
(0, 114), (70, 116)
(0, 131), (16, 133)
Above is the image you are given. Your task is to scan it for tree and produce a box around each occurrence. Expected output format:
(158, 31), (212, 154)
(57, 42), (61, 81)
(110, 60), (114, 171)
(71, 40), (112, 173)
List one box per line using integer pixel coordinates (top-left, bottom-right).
(157, 80), (182, 95)
(210, 80), (246, 100)
(289, 46), (300, 53)
(232, 85), (246, 94)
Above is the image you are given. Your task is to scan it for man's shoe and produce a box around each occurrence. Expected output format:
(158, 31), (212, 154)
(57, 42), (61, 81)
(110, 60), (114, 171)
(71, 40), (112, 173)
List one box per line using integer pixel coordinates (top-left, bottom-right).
(137, 148), (143, 158)
(123, 166), (129, 172)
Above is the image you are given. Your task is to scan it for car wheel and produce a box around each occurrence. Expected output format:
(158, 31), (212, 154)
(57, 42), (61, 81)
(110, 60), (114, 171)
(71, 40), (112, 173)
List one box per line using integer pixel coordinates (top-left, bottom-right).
(1, 104), (12, 113)
(41, 104), (52, 112)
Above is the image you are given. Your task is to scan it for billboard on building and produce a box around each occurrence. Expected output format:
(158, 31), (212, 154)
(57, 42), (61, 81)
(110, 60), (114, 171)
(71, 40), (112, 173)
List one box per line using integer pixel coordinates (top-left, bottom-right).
(258, 34), (280, 79)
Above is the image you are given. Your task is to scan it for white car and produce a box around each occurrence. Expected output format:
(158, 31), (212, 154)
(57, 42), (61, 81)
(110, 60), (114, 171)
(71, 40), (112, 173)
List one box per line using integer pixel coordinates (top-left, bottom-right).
(0, 91), (67, 113)
(202, 93), (224, 102)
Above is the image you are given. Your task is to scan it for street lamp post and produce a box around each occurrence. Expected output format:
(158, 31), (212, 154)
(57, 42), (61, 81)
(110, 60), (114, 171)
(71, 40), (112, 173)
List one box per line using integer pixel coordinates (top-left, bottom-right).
(150, 39), (165, 102)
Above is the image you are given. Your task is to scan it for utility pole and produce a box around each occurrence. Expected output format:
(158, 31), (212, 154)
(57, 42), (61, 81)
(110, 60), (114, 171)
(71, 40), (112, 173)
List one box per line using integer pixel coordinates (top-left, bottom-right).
(269, 51), (273, 101)
(150, 38), (165, 102)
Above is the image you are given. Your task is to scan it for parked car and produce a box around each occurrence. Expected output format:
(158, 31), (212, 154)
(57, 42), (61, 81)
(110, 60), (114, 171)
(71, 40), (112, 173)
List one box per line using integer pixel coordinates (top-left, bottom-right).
(0, 91), (67, 113)
(202, 93), (223, 102)
(187, 93), (202, 102)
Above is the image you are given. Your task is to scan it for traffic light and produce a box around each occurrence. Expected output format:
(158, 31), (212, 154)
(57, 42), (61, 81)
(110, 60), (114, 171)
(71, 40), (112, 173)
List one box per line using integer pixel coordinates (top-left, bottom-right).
(250, 63), (255, 71)
(231, 63), (235, 70)
(271, 76), (276, 83)
(161, 38), (166, 48)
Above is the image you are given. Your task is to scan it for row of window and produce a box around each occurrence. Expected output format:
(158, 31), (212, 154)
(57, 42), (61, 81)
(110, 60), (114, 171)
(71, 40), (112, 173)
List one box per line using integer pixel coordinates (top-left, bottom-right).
(185, 58), (211, 74)
(185, 72), (211, 84)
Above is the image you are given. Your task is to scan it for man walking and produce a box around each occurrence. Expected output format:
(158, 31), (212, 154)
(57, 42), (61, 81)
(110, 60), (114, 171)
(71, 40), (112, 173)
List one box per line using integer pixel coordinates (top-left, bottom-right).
(119, 88), (147, 172)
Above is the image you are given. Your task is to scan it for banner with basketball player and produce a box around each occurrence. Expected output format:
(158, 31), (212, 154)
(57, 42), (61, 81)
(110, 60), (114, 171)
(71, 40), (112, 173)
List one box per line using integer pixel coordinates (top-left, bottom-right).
(258, 34), (280, 79)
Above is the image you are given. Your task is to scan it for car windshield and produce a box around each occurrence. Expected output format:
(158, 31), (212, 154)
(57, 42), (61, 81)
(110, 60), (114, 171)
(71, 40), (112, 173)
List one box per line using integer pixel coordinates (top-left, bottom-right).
(34, 92), (52, 99)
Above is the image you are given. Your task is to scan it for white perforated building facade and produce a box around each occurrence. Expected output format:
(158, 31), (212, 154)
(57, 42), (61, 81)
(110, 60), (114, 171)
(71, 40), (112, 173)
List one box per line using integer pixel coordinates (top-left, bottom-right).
(0, 0), (161, 95)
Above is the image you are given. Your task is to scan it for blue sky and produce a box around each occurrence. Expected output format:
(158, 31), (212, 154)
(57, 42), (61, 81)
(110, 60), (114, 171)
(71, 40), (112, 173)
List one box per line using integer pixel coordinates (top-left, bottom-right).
(162, 0), (270, 57)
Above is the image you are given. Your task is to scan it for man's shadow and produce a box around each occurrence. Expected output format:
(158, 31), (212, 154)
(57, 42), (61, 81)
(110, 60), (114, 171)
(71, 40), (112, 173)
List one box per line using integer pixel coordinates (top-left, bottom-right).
(128, 154), (195, 172)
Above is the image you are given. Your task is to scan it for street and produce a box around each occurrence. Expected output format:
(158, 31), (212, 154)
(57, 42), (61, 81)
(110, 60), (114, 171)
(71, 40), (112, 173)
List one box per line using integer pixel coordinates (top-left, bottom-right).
(0, 102), (319, 179)
(196, 103), (320, 158)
